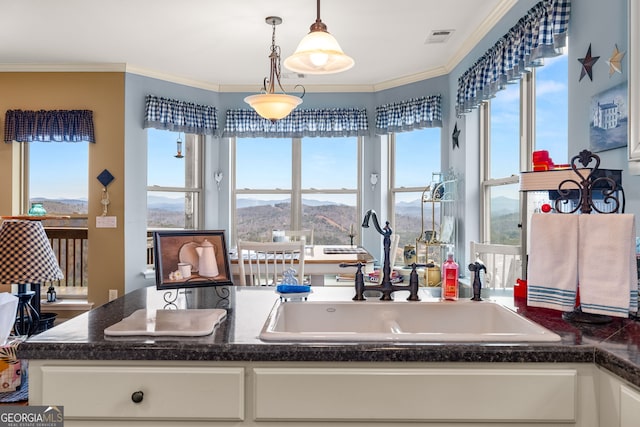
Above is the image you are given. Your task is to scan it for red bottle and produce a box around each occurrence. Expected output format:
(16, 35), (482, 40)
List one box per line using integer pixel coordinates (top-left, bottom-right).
(442, 253), (459, 301)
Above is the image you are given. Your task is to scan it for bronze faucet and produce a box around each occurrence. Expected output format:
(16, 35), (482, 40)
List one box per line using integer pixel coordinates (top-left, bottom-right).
(341, 210), (433, 301)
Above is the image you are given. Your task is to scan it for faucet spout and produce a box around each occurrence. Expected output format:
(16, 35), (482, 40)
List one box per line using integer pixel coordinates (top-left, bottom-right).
(351, 209), (432, 301)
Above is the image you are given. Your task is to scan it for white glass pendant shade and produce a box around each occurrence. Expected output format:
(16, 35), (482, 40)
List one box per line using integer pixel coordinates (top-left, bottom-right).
(284, 30), (354, 74)
(244, 93), (303, 121)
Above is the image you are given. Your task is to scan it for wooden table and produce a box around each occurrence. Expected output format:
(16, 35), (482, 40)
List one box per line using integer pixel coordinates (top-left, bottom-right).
(231, 245), (374, 285)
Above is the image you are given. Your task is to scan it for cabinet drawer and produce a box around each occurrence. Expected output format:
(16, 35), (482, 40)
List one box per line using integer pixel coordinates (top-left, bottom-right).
(254, 367), (576, 422)
(40, 365), (244, 421)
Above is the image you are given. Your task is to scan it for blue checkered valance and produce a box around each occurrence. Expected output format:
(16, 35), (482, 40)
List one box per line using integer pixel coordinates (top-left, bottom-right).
(144, 95), (218, 135)
(456, 0), (570, 116)
(223, 108), (369, 138)
(375, 95), (442, 134)
(4, 109), (95, 143)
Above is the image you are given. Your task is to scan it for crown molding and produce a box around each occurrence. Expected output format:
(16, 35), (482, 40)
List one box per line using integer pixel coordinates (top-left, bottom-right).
(218, 84), (375, 93)
(446, 0), (517, 71)
(124, 65), (221, 91)
(0, 63), (127, 72)
(372, 67), (450, 92)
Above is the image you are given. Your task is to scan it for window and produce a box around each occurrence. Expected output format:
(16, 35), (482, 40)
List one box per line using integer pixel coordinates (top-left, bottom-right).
(23, 141), (89, 227)
(480, 49), (568, 245)
(233, 137), (360, 245)
(147, 129), (203, 230)
(390, 128), (442, 263)
(481, 82), (522, 245)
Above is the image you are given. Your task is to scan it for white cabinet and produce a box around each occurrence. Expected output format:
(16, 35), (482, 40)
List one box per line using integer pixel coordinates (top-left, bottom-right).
(621, 385), (640, 427)
(29, 360), (601, 426)
(597, 366), (640, 427)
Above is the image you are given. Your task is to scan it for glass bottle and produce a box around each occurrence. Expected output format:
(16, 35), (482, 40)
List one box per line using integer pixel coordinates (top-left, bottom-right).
(28, 202), (47, 216)
(442, 252), (459, 301)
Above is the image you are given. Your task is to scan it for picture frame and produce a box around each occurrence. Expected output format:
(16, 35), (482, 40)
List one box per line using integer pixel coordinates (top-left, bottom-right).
(629, 1), (640, 173)
(153, 230), (233, 290)
(589, 81), (628, 153)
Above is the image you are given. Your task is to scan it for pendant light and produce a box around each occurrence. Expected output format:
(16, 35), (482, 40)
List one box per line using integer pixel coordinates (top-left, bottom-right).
(244, 16), (304, 122)
(284, 0), (354, 75)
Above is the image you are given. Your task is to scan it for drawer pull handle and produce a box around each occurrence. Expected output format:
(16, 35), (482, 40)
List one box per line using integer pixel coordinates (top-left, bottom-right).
(131, 391), (144, 403)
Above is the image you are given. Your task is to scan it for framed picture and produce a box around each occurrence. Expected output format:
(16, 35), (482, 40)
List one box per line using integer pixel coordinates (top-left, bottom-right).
(589, 81), (628, 153)
(153, 230), (233, 290)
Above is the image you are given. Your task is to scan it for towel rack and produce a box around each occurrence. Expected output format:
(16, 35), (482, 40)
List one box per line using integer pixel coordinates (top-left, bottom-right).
(554, 149), (626, 323)
(553, 149), (624, 215)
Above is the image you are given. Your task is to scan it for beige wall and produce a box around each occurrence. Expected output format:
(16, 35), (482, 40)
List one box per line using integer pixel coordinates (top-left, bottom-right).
(0, 72), (126, 307)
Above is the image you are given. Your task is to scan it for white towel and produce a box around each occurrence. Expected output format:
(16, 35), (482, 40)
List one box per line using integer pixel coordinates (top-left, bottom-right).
(527, 213), (579, 310)
(578, 214), (637, 317)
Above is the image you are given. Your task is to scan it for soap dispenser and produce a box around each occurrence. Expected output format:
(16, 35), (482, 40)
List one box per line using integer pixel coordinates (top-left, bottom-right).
(442, 252), (459, 301)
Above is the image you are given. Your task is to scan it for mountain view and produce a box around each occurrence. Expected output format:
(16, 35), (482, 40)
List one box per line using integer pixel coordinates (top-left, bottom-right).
(32, 195), (521, 245)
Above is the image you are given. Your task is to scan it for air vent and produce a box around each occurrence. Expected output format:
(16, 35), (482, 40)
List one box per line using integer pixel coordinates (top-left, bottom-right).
(425, 29), (455, 44)
(282, 72), (305, 79)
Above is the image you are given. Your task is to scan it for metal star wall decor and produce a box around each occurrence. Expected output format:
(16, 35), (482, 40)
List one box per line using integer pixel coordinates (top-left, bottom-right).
(578, 44), (599, 82)
(606, 44), (625, 77)
(452, 122), (460, 149)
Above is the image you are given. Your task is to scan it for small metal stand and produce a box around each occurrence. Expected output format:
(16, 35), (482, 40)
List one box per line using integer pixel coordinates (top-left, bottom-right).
(14, 284), (40, 336)
(554, 150), (624, 324)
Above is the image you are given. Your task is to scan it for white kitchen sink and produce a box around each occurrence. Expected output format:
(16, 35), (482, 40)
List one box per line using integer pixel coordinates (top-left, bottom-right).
(259, 300), (561, 342)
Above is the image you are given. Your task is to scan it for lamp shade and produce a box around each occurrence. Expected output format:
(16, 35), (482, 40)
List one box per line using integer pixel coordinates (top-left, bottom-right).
(244, 93), (303, 122)
(284, 30), (354, 74)
(0, 220), (63, 285)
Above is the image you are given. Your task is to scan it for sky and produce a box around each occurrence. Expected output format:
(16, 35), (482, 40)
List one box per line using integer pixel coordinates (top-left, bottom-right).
(30, 53), (568, 203)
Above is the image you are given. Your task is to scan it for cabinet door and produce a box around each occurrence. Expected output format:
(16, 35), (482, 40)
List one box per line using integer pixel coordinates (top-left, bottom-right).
(40, 365), (244, 421)
(621, 385), (640, 427)
(254, 367), (576, 422)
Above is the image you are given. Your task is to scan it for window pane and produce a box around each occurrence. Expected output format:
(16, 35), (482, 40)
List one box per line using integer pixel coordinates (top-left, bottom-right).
(301, 193), (357, 245)
(394, 128), (441, 188)
(302, 137), (357, 189)
(236, 138), (291, 189)
(488, 183), (521, 245)
(147, 191), (199, 229)
(29, 141), (89, 217)
(536, 52), (569, 164)
(490, 83), (520, 179)
(236, 195), (291, 241)
(147, 129), (188, 187)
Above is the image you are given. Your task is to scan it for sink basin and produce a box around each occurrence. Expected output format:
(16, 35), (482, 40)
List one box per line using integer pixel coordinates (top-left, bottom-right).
(259, 300), (561, 342)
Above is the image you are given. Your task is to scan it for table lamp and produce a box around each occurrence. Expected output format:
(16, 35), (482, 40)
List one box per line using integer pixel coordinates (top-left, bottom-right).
(0, 220), (63, 335)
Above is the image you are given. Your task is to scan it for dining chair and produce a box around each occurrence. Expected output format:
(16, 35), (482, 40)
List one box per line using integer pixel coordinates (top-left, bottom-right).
(469, 242), (522, 290)
(236, 239), (306, 286)
(272, 229), (314, 246)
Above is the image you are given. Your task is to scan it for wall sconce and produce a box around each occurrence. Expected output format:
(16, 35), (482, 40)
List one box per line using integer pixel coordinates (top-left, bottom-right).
(214, 172), (223, 191)
(370, 173), (379, 191)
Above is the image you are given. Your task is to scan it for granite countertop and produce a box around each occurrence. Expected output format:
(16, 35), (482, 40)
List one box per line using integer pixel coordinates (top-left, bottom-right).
(17, 285), (640, 388)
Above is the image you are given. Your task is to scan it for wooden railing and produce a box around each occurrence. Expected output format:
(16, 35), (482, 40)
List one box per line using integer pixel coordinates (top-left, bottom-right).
(44, 227), (89, 288)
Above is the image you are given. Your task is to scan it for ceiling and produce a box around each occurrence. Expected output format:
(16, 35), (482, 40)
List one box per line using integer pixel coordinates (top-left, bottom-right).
(0, 0), (516, 92)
